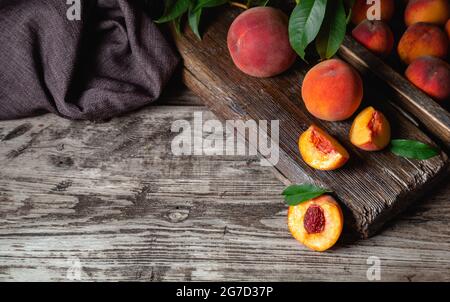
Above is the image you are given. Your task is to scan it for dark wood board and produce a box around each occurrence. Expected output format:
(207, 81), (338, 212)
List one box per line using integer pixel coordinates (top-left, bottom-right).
(339, 36), (450, 148)
(172, 7), (448, 238)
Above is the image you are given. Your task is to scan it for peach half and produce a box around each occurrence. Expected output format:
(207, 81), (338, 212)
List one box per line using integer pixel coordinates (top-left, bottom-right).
(350, 107), (391, 151)
(299, 125), (349, 171)
(288, 195), (344, 252)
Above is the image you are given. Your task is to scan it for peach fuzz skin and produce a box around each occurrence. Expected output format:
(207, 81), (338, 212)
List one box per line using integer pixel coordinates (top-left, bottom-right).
(397, 23), (448, 64)
(227, 7), (296, 78)
(405, 0), (450, 26)
(301, 59), (363, 122)
(351, 0), (395, 25)
(352, 20), (394, 57)
(299, 125), (349, 171)
(350, 107), (391, 151)
(288, 195), (344, 252)
(446, 19), (450, 40)
(405, 56), (450, 102)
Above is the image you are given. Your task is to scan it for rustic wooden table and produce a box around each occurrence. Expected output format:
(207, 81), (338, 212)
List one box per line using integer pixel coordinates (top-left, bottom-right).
(0, 86), (448, 281)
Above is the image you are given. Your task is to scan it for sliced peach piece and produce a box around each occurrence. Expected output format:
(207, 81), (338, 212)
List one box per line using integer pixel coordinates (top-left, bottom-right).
(350, 107), (391, 151)
(299, 125), (349, 171)
(288, 195), (344, 252)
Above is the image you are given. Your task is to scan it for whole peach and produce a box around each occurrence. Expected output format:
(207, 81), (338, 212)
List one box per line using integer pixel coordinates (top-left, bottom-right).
(446, 19), (450, 39)
(352, 20), (394, 57)
(405, 0), (450, 26)
(397, 23), (448, 64)
(301, 59), (363, 121)
(227, 7), (296, 78)
(351, 0), (395, 25)
(405, 56), (450, 101)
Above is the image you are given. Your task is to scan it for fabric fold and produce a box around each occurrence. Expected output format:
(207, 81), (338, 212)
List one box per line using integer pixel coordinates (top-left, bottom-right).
(0, 0), (178, 120)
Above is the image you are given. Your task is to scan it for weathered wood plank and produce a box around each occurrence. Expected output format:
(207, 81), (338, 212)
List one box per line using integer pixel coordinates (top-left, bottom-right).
(0, 105), (449, 281)
(173, 8), (448, 238)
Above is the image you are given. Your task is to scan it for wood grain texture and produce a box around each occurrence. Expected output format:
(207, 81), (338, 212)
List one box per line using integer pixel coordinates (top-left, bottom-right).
(339, 36), (450, 148)
(173, 8), (448, 238)
(0, 101), (449, 281)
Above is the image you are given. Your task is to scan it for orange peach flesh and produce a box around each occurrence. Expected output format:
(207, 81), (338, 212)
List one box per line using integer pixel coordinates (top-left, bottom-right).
(299, 125), (349, 171)
(288, 195), (344, 252)
(350, 107), (391, 151)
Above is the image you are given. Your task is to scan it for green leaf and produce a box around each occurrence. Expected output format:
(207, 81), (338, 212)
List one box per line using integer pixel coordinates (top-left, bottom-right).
(193, 0), (227, 12)
(315, 0), (346, 59)
(345, 0), (355, 24)
(188, 5), (202, 39)
(173, 15), (182, 35)
(289, 0), (328, 60)
(156, 0), (190, 23)
(282, 184), (332, 206)
(390, 139), (439, 160)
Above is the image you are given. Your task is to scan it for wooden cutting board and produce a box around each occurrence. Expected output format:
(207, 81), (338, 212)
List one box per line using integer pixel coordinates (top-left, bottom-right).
(171, 7), (448, 238)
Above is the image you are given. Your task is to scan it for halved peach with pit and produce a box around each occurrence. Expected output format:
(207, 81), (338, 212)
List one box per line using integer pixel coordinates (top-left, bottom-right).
(350, 107), (391, 151)
(299, 125), (349, 171)
(288, 195), (344, 252)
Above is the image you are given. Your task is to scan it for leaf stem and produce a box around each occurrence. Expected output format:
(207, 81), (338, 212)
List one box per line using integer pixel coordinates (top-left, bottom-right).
(229, 1), (249, 9)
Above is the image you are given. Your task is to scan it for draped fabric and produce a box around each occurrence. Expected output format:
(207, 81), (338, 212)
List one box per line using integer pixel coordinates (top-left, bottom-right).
(0, 0), (179, 120)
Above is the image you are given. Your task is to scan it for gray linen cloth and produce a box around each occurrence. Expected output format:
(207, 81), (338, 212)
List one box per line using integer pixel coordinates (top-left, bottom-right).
(0, 0), (179, 120)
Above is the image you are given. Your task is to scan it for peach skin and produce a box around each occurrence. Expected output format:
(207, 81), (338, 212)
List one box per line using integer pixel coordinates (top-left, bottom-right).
(227, 7), (296, 78)
(405, 56), (450, 101)
(405, 0), (450, 26)
(301, 59), (363, 121)
(288, 195), (344, 252)
(446, 19), (450, 39)
(350, 107), (391, 151)
(352, 20), (394, 57)
(397, 23), (448, 64)
(299, 125), (349, 171)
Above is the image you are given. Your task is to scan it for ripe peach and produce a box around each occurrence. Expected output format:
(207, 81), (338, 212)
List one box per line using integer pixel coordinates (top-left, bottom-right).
(405, 0), (450, 26)
(301, 59), (363, 121)
(405, 56), (450, 101)
(397, 23), (448, 64)
(446, 19), (450, 39)
(350, 107), (391, 151)
(227, 7), (296, 78)
(352, 20), (394, 57)
(351, 0), (395, 25)
(299, 125), (349, 171)
(288, 195), (344, 252)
